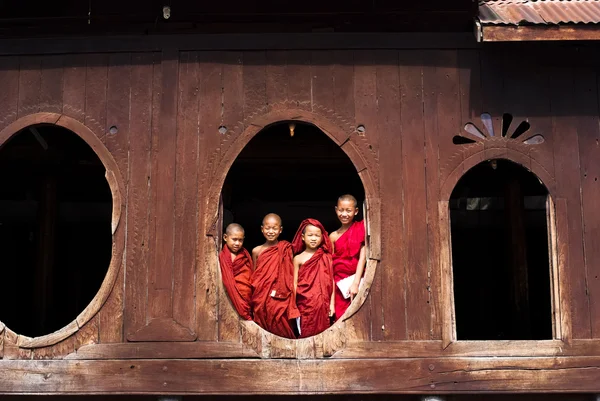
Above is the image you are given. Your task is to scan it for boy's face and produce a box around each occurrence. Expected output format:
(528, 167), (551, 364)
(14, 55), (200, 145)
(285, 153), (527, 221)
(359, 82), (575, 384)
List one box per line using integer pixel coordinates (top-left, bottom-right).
(302, 224), (323, 251)
(335, 200), (358, 225)
(261, 217), (282, 242)
(223, 230), (244, 254)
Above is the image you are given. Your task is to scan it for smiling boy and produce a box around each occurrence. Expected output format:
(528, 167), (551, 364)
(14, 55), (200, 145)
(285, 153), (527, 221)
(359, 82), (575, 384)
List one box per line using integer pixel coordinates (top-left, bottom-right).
(250, 213), (299, 338)
(330, 194), (366, 321)
(292, 219), (334, 338)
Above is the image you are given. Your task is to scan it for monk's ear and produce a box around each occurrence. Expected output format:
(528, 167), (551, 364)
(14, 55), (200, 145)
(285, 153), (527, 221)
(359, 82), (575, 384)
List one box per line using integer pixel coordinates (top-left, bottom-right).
(223, 234), (228, 241)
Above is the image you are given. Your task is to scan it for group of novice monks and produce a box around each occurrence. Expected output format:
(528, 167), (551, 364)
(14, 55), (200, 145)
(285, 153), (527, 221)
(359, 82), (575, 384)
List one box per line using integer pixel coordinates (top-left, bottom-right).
(218, 194), (366, 339)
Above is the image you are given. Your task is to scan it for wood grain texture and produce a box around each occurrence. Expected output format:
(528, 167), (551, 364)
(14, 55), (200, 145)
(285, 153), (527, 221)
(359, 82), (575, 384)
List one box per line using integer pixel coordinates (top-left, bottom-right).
(39, 55), (63, 114)
(61, 54), (86, 121)
(124, 53), (155, 341)
(5, 357), (600, 393)
(84, 54), (108, 139)
(550, 69), (590, 339)
(0, 57), (19, 131)
(18, 56), (41, 118)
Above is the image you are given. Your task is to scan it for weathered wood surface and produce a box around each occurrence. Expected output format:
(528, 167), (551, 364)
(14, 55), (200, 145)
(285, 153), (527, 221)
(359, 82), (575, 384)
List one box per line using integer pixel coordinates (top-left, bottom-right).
(3, 357), (600, 393)
(0, 44), (600, 395)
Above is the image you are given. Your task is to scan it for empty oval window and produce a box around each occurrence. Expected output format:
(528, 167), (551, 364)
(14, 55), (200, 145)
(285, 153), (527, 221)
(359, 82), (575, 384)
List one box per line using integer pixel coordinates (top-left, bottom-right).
(450, 159), (553, 340)
(220, 121), (366, 338)
(0, 124), (112, 337)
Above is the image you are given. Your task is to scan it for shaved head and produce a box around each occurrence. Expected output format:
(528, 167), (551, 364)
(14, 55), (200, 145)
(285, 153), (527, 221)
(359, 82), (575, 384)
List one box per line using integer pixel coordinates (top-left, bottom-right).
(337, 194), (358, 208)
(225, 223), (245, 236)
(262, 213), (282, 226)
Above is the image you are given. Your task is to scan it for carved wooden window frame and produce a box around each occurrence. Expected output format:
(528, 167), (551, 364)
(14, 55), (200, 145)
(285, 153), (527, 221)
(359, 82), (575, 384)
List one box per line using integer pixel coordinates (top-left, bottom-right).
(439, 153), (571, 352)
(202, 107), (380, 358)
(0, 112), (125, 350)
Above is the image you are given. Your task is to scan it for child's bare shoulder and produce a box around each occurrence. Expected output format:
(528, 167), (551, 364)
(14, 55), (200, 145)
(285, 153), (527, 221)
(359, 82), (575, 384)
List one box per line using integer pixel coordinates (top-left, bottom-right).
(330, 230), (341, 243)
(252, 245), (263, 257)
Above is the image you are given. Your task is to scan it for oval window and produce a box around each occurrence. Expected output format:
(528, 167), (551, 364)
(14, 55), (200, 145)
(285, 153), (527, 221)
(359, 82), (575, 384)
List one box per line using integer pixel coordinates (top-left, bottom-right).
(0, 124), (112, 337)
(220, 121), (366, 338)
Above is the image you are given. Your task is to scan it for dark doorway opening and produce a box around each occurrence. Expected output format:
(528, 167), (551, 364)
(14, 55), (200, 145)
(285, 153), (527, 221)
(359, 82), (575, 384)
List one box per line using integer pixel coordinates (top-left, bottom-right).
(0, 124), (112, 337)
(450, 159), (553, 340)
(222, 122), (365, 250)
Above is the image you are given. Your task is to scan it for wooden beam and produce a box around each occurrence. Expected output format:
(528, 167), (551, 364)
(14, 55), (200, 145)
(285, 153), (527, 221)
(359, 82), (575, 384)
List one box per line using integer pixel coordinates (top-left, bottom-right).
(4, 357), (600, 394)
(0, 33), (477, 55)
(480, 25), (600, 42)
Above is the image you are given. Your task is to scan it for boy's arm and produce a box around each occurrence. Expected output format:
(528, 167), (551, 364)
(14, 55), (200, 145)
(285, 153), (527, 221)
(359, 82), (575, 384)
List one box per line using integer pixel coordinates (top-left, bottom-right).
(251, 247), (259, 266)
(349, 245), (367, 300)
(293, 256), (300, 297)
(330, 280), (336, 317)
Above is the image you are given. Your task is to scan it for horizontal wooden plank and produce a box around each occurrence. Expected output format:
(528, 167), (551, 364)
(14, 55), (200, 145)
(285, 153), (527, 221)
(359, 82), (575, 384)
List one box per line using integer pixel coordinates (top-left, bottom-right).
(0, 33), (476, 55)
(480, 25), (600, 42)
(333, 339), (600, 358)
(65, 342), (259, 360)
(3, 357), (600, 394)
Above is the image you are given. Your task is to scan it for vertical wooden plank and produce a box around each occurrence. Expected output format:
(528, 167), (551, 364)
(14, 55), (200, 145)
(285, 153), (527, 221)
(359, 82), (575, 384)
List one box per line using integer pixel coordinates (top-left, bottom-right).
(196, 52), (222, 341)
(85, 54), (108, 139)
(39, 55), (63, 114)
(577, 67), (600, 338)
(173, 51), (200, 338)
(266, 50), (287, 106)
(436, 51), (462, 185)
(62, 54), (87, 121)
(0, 57), (19, 130)
(124, 53), (155, 340)
(333, 50), (355, 124)
(243, 51), (267, 117)
(285, 50), (311, 110)
(377, 50), (407, 341)
(99, 53), (131, 344)
(311, 50), (334, 111)
(551, 69), (590, 339)
(434, 50), (462, 342)
(219, 51), (245, 342)
(422, 50), (442, 340)
(399, 52), (430, 341)
(353, 50), (378, 341)
(18, 56), (41, 117)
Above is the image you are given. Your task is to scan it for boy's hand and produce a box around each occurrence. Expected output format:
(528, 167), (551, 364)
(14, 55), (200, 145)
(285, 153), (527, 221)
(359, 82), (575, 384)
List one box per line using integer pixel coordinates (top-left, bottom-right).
(349, 282), (359, 300)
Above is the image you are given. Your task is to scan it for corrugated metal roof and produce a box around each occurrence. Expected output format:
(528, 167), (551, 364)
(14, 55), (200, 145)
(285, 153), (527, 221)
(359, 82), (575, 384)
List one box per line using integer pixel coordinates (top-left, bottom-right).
(479, 0), (600, 25)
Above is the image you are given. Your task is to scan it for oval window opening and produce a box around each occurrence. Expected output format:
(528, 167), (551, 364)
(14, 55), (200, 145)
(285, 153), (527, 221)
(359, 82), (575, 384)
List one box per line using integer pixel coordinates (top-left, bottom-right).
(450, 159), (553, 340)
(0, 124), (112, 337)
(221, 121), (365, 338)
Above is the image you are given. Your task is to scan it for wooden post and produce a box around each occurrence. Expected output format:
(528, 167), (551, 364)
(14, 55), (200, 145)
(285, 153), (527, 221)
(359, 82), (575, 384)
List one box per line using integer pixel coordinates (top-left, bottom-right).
(505, 178), (531, 338)
(33, 172), (58, 334)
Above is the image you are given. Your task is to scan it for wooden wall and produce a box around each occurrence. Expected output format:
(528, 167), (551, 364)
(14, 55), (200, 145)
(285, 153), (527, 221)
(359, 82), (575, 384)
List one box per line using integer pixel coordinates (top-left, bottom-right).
(2, 39), (600, 394)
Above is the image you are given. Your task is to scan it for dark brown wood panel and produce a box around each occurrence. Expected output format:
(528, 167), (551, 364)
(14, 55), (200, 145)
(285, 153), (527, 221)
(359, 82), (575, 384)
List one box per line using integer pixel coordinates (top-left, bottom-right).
(400, 52), (430, 340)
(18, 56), (42, 118)
(124, 53), (155, 341)
(4, 357), (600, 393)
(0, 57), (19, 130)
(84, 54), (108, 139)
(62, 54), (87, 121)
(39, 55), (63, 114)
(550, 69), (591, 339)
(577, 67), (600, 338)
(377, 50), (407, 341)
(195, 52), (222, 342)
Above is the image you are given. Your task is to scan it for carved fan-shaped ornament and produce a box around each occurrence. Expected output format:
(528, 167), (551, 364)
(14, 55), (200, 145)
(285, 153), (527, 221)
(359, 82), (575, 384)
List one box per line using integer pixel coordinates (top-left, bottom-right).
(453, 113), (545, 146)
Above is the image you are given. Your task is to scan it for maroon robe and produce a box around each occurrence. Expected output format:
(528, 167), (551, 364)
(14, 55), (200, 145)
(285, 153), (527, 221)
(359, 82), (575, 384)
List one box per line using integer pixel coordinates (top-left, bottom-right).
(292, 219), (334, 338)
(332, 220), (365, 320)
(219, 246), (253, 320)
(251, 241), (299, 338)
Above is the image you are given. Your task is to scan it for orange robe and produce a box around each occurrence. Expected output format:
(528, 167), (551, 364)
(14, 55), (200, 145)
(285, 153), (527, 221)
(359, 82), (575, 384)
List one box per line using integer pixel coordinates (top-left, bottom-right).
(333, 220), (365, 320)
(251, 241), (299, 338)
(292, 219), (333, 338)
(219, 246), (253, 320)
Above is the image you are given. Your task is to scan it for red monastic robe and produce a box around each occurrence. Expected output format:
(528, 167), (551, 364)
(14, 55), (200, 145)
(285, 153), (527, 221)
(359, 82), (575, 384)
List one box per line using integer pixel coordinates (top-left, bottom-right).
(292, 219), (334, 338)
(251, 241), (300, 338)
(333, 220), (365, 320)
(219, 246), (253, 320)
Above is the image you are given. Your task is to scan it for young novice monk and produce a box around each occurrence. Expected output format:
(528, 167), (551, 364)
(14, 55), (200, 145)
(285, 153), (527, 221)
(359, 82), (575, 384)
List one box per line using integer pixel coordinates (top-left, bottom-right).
(292, 219), (334, 338)
(219, 223), (253, 320)
(251, 213), (300, 338)
(330, 194), (366, 321)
